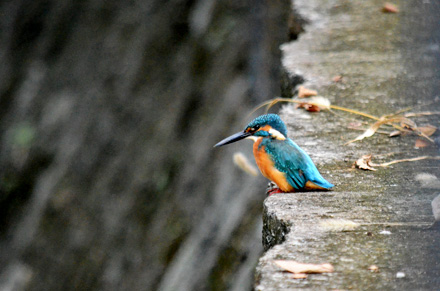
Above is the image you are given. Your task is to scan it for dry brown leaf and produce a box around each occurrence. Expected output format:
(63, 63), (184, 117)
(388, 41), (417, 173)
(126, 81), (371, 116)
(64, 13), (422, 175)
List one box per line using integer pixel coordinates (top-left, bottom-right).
(354, 154), (377, 171)
(400, 118), (417, 130)
(389, 130), (402, 137)
(349, 127), (376, 143)
(332, 75), (343, 83)
(274, 260), (334, 274)
(296, 103), (320, 112)
(417, 125), (437, 137)
(382, 3), (399, 13)
(415, 139), (431, 148)
(298, 86), (318, 98)
(368, 265), (379, 272)
(296, 96), (331, 112)
(346, 116), (415, 144)
(310, 96), (331, 109)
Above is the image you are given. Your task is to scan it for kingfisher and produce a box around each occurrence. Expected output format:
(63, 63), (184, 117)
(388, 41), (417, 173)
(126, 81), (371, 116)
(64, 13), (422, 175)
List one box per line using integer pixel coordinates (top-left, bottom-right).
(214, 114), (333, 194)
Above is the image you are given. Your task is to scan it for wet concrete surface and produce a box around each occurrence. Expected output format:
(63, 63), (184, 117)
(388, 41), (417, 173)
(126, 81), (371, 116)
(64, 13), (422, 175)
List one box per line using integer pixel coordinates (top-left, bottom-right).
(255, 0), (440, 289)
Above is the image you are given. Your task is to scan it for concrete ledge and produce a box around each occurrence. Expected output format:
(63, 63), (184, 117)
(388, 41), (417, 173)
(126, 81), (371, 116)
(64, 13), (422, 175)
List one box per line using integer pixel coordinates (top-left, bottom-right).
(256, 188), (439, 290)
(255, 0), (440, 289)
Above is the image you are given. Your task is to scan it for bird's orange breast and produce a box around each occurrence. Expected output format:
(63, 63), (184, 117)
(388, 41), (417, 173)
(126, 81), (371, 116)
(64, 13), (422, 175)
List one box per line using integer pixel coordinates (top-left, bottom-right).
(253, 138), (294, 192)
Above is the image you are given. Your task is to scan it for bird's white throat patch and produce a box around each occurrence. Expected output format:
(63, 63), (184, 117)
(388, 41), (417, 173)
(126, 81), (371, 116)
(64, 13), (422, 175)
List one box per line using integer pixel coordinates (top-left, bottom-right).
(268, 128), (286, 140)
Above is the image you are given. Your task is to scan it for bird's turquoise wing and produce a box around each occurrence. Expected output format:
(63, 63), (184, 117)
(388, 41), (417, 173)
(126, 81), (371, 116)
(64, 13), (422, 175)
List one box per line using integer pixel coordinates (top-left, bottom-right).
(263, 139), (333, 190)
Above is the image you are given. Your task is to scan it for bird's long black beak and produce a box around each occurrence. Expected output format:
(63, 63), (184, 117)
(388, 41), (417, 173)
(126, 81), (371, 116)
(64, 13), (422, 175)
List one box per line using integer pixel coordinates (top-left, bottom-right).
(214, 131), (250, 147)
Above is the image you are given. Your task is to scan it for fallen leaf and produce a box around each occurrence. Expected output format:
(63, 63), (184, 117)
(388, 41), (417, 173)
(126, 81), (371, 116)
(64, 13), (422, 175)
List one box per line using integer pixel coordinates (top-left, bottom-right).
(400, 118), (417, 130)
(347, 127), (376, 144)
(298, 86), (318, 98)
(233, 152), (259, 176)
(309, 96), (331, 109)
(368, 265), (379, 272)
(332, 75), (343, 83)
(417, 125), (437, 137)
(296, 96), (331, 112)
(346, 116), (415, 144)
(274, 260), (334, 274)
(296, 103), (320, 112)
(415, 139), (430, 148)
(389, 130), (402, 137)
(382, 3), (399, 13)
(354, 154), (377, 171)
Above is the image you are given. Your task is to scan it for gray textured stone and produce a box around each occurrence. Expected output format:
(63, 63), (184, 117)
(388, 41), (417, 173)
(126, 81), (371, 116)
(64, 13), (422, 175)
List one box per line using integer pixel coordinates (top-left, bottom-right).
(255, 0), (440, 290)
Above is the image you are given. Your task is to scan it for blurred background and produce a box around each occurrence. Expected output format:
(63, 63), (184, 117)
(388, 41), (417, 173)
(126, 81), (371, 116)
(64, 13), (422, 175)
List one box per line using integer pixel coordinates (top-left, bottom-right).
(0, 0), (292, 290)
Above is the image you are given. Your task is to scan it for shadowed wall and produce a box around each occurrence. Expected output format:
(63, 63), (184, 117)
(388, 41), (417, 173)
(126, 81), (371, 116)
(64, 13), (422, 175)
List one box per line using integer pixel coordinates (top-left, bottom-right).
(0, 0), (289, 290)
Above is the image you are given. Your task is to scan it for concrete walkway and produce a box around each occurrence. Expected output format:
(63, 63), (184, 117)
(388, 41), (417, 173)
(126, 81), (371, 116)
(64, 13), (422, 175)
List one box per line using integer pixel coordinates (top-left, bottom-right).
(255, 0), (440, 289)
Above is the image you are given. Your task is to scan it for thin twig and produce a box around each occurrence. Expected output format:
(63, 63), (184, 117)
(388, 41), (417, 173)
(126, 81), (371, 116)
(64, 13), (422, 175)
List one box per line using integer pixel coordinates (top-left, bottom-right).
(378, 156), (440, 167)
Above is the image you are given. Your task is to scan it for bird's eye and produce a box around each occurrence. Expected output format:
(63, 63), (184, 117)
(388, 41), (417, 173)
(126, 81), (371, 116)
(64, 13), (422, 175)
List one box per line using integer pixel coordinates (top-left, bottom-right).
(247, 125), (260, 133)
